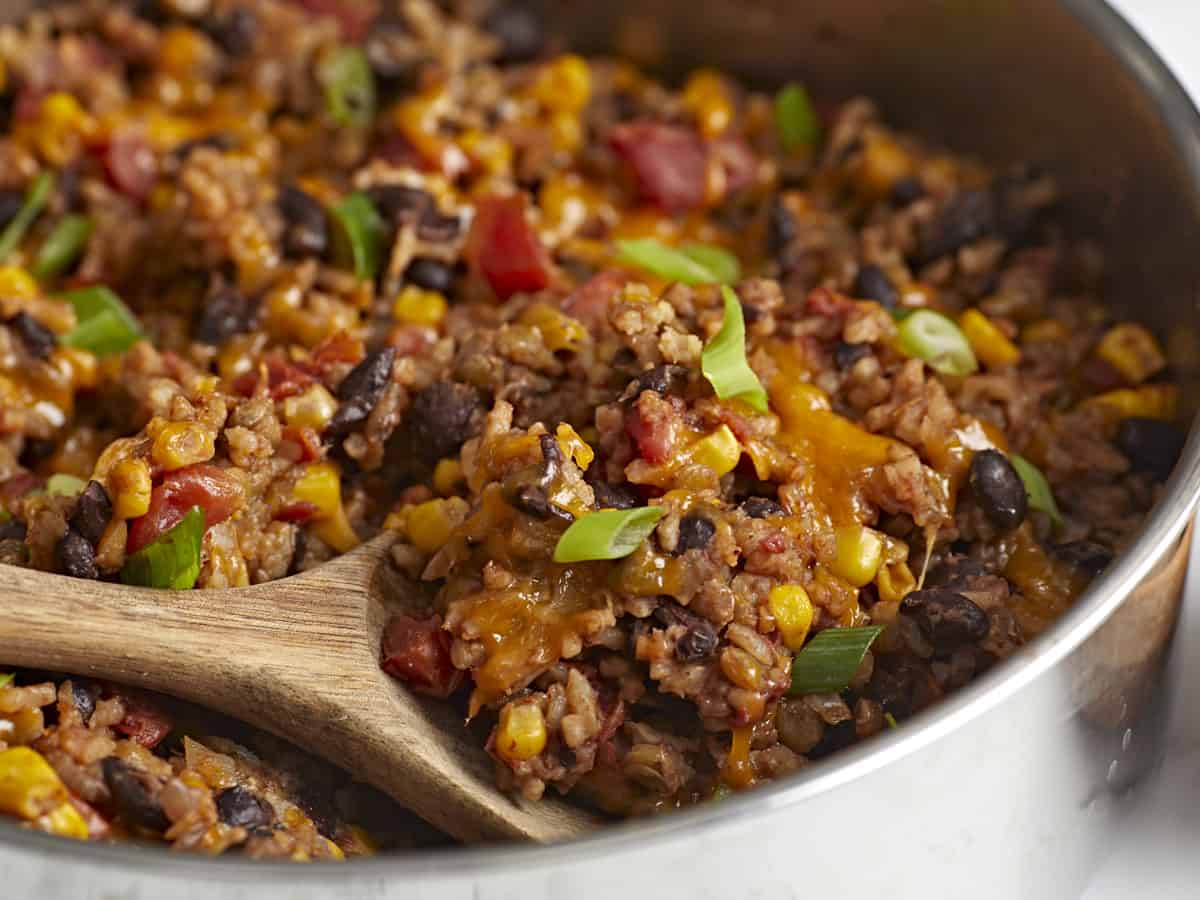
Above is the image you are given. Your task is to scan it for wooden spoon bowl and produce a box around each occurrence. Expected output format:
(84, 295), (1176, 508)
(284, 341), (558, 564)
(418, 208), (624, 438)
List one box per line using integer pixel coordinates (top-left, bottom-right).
(0, 535), (596, 843)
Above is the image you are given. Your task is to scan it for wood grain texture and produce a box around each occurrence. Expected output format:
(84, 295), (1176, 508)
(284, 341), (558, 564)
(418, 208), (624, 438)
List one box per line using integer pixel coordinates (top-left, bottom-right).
(0, 534), (597, 843)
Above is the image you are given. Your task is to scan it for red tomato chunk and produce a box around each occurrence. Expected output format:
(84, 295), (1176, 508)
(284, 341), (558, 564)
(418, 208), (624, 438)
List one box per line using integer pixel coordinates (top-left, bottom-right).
(126, 463), (241, 554)
(381, 615), (463, 699)
(466, 194), (554, 301)
(609, 121), (708, 215)
(113, 695), (172, 749)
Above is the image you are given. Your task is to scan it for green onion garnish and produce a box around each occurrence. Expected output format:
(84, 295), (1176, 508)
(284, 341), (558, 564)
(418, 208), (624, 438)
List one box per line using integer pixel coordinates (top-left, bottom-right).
(0, 171), (53, 263)
(896, 309), (978, 377)
(679, 243), (741, 285)
(789, 625), (885, 695)
(33, 214), (93, 279)
(331, 191), (385, 280)
(120, 506), (205, 590)
(701, 286), (769, 413)
(774, 83), (821, 152)
(45, 474), (87, 497)
(58, 285), (144, 357)
(614, 238), (721, 285)
(1010, 453), (1062, 526)
(320, 46), (377, 129)
(884, 712), (899, 730)
(553, 506), (665, 563)
(0, 673), (13, 688)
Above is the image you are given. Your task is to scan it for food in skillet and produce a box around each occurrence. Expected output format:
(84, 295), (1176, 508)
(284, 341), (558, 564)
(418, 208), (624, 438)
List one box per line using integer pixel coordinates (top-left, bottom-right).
(0, 0), (1186, 851)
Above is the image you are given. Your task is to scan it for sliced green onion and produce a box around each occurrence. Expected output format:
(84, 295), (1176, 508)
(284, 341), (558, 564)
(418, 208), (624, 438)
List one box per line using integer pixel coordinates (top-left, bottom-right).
(701, 286), (769, 413)
(331, 191), (385, 280)
(0, 672), (13, 688)
(120, 506), (205, 590)
(32, 214), (93, 279)
(319, 46), (377, 129)
(884, 712), (899, 730)
(789, 625), (885, 695)
(1010, 453), (1062, 526)
(0, 171), (53, 263)
(553, 506), (664, 563)
(679, 243), (741, 285)
(775, 82), (821, 152)
(58, 285), (144, 357)
(614, 238), (720, 285)
(896, 309), (978, 376)
(45, 474), (87, 497)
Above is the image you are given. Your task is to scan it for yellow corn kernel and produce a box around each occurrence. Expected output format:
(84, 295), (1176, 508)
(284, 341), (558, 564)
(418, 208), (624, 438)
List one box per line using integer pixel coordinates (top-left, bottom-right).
(294, 462), (360, 552)
(682, 69), (734, 138)
(28, 92), (98, 165)
(392, 286), (448, 327)
(767, 584), (814, 650)
(830, 525), (884, 587)
(109, 457), (152, 519)
(859, 132), (914, 195)
(51, 346), (99, 391)
(0, 266), (37, 300)
(1095, 323), (1166, 384)
(32, 801), (88, 840)
(458, 129), (512, 177)
(1083, 384), (1179, 424)
(519, 303), (588, 354)
(158, 26), (212, 78)
(531, 55), (592, 114)
(282, 384), (338, 430)
(959, 309), (1020, 369)
(404, 499), (460, 554)
(432, 458), (464, 496)
(688, 425), (742, 477)
(556, 423), (594, 471)
(0, 747), (68, 820)
(323, 838), (345, 860)
(539, 172), (611, 235)
(494, 703), (547, 762)
(151, 421), (215, 471)
(1021, 318), (1068, 344)
(876, 560), (917, 604)
(548, 112), (584, 154)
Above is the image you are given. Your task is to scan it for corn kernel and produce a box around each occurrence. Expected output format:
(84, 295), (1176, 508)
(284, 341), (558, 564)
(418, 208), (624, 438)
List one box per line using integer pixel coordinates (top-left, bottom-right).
(1095, 323), (1166, 384)
(1083, 384), (1179, 424)
(52, 346), (99, 391)
(688, 425), (741, 477)
(294, 461), (360, 553)
(555, 423), (594, 471)
(767, 585), (814, 650)
(109, 457), (152, 519)
(548, 112), (584, 154)
(282, 384), (338, 430)
(0, 266), (38, 300)
(876, 560), (917, 604)
(392, 286), (448, 327)
(25, 92), (97, 165)
(151, 421), (215, 471)
(520, 303), (588, 353)
(830, 525), (884, 587)
(859, 132), (913, 195)
(682, 69), (734, 138)
(959, 309), (1020, 369)
(431, 458), (464, 496)
(32, 801), (88, 840)
(0, 747), (68, 820)
(323, 838), (345, 860)
(495, 702), (547, 762)
(458, 129), (513, 177)
(404, 498), (462, 554)
(531, 55), (592, 114)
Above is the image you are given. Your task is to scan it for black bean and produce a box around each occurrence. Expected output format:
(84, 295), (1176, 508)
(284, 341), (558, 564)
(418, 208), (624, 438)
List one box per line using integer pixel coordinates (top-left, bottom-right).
(20, 438), (55, 468)
(417, 208), (462, 244)
(101, 757), (169, 832)
(70, 680), (98, 725)
(512, 483), (573, 522)
(622, 364), (688, 402)
(0, 518), (26, 541)
(967, 449), (1027, 531)
(403, 381), (484, 464)
(851, 264), (898, 308)
(1052, 541), (1113, 578)
(70, 480), (112, 546)
(766, 195), (796, 259)
(278, 184), (329, 260)
(206, 7), (257, 56)
(739, 496), (786, 518)
(57, 528), (98, 580)
(1116, 417), (1185, 481)
(866, 656), (918, 717)
(538, 432), (563, 470)
(591, 480), (640, 510)
(325, 347), (397, 437)
(901, 589), (990, 654)
(917, 189), (996, 264)
(675, 514), (715, 553)
(654, 601), (720, 662)
(833, 341), (870, 371)
(925, 556), (987, 590)
(7, 311), (56, 360)
(0, 188), (24, 228)
(485, 4), (544, 63)
(889, 176), (926, 205)
(807, 719), (857, 759)
(195, 281), (255, 345)
(215, 786), (274, 830)
(364, 184), (431, 225)
(405, 257), (455, 293)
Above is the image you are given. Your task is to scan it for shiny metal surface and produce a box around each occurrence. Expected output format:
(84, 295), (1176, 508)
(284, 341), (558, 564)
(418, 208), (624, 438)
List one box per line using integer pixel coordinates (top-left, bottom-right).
(6, 0), (1200, 896)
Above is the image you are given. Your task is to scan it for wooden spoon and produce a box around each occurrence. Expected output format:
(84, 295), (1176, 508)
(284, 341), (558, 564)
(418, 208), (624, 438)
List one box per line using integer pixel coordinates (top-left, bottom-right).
(0, 534), (597, 843)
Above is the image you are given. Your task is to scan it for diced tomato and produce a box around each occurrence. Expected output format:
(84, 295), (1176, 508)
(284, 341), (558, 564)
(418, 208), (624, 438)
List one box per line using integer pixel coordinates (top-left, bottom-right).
(126, 463), (241, 554)
(308, 331), (365, 379)
(280, 425), (324, 462)
(466, 194), (555, 301)
(624, 393), (683, 466)
(291, 0), (379, 41)
(113, 694), (172, 749)
(387, 324), (438, 357)
(805, 287), (855, 319)
(380, 615), (463, 699)
(0, 472), (41, 504)
(609, 121), (708, 215)
(275, 501), (318, 523)
(712, 135), (758, 195)
(562, 270), (628, 333)
(103, 131), (158, 202)
(13, 86), (46, 123)
(761, 534), (786, 554)
(232, 352), (315, 400)
(372, 132), (425, 168)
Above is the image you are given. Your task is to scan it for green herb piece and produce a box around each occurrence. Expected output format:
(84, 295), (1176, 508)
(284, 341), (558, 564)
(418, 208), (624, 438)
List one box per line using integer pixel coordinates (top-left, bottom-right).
(553, 506), (665, 563)
(775, 82), (821, 152)
(59, 285), (144, 357)
(320, 46), (377, 129)
(789, 625), (885, 695)
(884, 712), (899, 730)
(33, 214), (93, 279)
(1010, 453), (1062, 527)
(0, 673), (13, 688)
(120, 506), (206, 590)
(331, 191), (385, 280)
(701, 286), (769, 413)
(0, 172), (54, 263)
(45, 474), (87, 497)
(679, 243), (741, 285)
(896, 309), (978, 376)
(614, 238), (719, 285)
